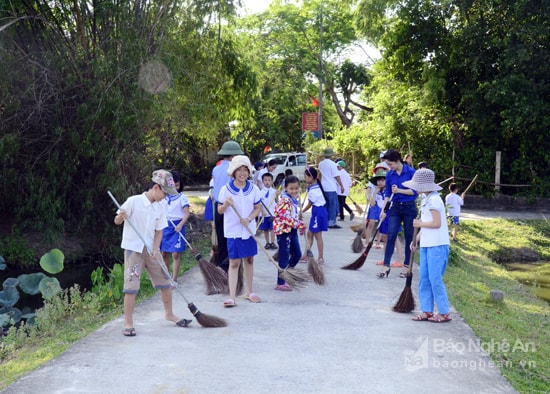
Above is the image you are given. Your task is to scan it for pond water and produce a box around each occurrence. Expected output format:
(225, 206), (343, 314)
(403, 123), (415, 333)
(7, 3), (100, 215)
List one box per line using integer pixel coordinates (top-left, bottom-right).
(504, 261), (550, 303)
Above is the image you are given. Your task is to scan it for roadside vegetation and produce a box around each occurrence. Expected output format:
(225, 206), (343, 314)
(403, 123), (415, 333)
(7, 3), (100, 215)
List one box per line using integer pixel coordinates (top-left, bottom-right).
(446, 219), (550, 393)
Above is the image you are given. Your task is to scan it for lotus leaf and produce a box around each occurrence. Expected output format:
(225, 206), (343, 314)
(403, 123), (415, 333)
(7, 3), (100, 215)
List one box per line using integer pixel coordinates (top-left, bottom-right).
(3, 277), (19, 288)
(0, 255), (5, 270)
(18, 273), (48, 295)
(39, 248), (65, 274)
(38, 277), (62, 298)
(0, 286), (20, 308)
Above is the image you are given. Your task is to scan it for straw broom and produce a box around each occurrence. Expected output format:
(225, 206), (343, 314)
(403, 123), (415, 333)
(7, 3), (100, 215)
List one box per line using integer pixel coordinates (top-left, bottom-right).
(352, 191), (372, 253)
(347, 195), (364, 216)
(298, 194), (325, 285)
(168, 220), (228, 296)
(230, 205), (309, 289)
(392, 228), (419, 313)
(108, 191), (227, 328)
(341, 194), (393, 270)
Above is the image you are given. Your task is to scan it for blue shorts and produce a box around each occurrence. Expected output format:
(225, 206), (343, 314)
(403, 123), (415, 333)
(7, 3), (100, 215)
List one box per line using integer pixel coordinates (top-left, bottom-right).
(367, 205), (381, 220)
(309, 205), (328, 233)
(448, 216), (460, 225)
(258, 216), (273, 231)
(227, 237), (257, 259)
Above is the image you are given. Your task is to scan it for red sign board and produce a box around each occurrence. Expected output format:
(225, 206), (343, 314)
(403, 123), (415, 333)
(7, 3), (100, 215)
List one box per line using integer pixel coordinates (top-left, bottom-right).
(302, 112), (319, 131)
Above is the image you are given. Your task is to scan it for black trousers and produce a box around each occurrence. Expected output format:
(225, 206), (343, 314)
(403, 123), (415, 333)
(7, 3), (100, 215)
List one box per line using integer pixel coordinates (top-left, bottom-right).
(338, 195), (353, 219)
(214, 205), (229, 272)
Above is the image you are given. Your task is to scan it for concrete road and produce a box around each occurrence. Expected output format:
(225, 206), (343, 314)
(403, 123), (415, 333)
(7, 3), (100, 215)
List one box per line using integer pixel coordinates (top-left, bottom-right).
(2, 211), (517, 394)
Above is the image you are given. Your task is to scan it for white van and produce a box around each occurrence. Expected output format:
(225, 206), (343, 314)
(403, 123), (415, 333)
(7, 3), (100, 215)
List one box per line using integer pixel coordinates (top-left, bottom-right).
(263, 152), (307, 186)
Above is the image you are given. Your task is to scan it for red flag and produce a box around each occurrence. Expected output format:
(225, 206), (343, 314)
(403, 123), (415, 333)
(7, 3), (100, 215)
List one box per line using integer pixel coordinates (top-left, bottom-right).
(311, 97), (319, 107)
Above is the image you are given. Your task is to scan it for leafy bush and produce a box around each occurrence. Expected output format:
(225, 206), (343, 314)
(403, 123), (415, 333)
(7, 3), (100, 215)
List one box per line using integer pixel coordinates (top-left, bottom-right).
(90, 264), (125, 311)
(0, 237), (36, 269)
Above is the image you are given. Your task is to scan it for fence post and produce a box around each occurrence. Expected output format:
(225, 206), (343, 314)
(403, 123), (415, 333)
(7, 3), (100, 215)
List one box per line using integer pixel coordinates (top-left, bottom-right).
(495, 151), (501, 195)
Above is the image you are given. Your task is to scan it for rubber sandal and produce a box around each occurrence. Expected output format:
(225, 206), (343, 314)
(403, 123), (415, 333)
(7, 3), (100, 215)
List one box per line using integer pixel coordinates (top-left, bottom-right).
(244, 293), (261, 303)
(318, 258), (325, 265)
(375, 260), (384, 265)
(412, 312), (433, 321)
(223, 298), (237, 308)
(275, 284), (292, 291)
(428, 313), (452, 323)
(176, 319), (192, 327)
(122, 327), (136, 337)
(391, 261), (404, 268)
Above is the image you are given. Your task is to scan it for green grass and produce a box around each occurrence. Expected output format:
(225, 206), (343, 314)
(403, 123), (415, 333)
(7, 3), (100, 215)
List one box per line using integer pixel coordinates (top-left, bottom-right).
(446, 219), (550, 393)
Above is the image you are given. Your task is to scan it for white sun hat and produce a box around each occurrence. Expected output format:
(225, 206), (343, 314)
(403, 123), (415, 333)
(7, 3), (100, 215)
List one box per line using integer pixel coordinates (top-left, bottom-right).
(402, 168), (442, 193)
(227, 155), (254, 177)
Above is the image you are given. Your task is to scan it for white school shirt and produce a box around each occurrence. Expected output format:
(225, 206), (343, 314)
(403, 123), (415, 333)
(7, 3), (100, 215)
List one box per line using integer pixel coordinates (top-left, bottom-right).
(337, 169), (352, 196)
(308, 184), (326, 207)
(260, 187), (277, 217)
(419, 192), (450, 248)
(117, 193), (167, 253)
(218, 180), (262, 239)
(318, 158), (339, 192)
(445, 192), (464, 217)
(161, 192), (190, 220)
(256, 168), (269, 189)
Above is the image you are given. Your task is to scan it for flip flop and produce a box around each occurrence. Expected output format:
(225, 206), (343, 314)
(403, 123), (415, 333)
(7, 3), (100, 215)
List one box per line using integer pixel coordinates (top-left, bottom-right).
(176, 319), (192, 327)
(274, 284), (292, 291)
(223, 298), (237, 308)
(122, 327), (136, 337)
(391, 261), (404, 268)
(244, 293), (261, 303)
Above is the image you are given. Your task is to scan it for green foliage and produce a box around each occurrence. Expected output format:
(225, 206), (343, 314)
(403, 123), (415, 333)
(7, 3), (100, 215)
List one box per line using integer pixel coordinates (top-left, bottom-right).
(0, 237), (36, 269)
(90, 264), (125, 311)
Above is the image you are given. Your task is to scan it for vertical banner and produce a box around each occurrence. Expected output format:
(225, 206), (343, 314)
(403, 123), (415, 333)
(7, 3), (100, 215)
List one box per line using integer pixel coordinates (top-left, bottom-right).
(302, 112), (319, 138)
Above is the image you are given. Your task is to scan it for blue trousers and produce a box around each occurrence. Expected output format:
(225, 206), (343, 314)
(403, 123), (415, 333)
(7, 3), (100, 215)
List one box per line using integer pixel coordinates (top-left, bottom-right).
(419, 245), (450, 314)
(383, 201), (417, 267)
(276, 229), (301, 285)
(325, 191), (339, 226)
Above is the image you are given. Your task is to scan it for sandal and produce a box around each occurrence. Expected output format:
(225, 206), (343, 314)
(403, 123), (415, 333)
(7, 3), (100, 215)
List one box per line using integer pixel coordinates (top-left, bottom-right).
(122, 327), (136, 337)
(275, 284), (292, 291)
(375, 260), (384, 265)
(412, 312), (433, 321)
(223, 298), (237, 308)
(428, 313), (452, 323)
(391, 261), (404, 268)
(176, 319), (192, 327)
(244, 293), (261, 303)
(318, 258), (325, 265)
(377, 267), (391, 278)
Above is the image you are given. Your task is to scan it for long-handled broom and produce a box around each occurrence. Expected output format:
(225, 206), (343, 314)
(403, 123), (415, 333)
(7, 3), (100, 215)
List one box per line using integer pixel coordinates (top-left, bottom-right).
(167, 219), (228, 295)
(341, 194), (394, 270)
(352, 191), (372, 253)
(108, 191), (227, 328)
(392, 227), (420, 313)
(298, 194), (325, 286)
(347, 195), (364, 216)
(230, 205), (309, 289)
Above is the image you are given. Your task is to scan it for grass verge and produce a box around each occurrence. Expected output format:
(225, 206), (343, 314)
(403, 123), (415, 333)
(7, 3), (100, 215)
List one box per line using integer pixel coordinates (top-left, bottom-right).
(447, 219), (550, 393)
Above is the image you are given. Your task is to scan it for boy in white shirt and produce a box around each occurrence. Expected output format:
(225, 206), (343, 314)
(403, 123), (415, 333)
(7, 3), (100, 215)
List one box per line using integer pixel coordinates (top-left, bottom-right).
(445, 183), (464, 242)
(114, 169), (191, 336)
(259, 173), (278, 249)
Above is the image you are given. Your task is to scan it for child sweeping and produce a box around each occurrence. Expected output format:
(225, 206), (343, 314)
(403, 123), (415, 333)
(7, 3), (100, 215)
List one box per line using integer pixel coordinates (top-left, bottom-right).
(273, 175), (305, 291)
(217, 155), (263, 307)
(403, 169), (452, 323)
(301, 167), (328, 264)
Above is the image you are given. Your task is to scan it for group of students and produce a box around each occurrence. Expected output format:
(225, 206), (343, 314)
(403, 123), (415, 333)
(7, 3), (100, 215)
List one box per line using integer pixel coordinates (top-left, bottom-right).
(209, 142), (332, 306)
(113, 142), (467, 335)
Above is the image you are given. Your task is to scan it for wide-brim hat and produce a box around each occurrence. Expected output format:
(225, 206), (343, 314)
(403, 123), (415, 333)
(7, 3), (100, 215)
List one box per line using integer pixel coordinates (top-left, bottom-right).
(227, 155), (254, 177)
(151, 169), (178, 196)
(369, 169), (387, 185)
(373, 161), (390, 173)
(402, 168), (442, 192)
(217, 140), (244, 156)
(323, 147), (334, 157)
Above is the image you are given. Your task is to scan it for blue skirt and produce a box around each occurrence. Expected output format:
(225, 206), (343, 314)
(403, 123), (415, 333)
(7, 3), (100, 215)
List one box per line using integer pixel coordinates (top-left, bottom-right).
(160, 219), (186, 253)
(309, 205), (328, 233)
(258, 216), (273, 231)
(204, 197), (214, 221)
(227, 237), (258, 259)
(367, 205), (381, 220)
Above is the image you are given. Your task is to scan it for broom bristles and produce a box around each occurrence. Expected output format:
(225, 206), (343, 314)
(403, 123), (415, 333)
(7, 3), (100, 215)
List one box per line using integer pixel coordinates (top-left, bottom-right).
(307, 250), (326, 285)
(392, 273), (415, 313)
(351, 230), (364, 253)
(188, 302), (227, 327)
(198, 255), (228, 295)
(281, 267), (309, 289)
